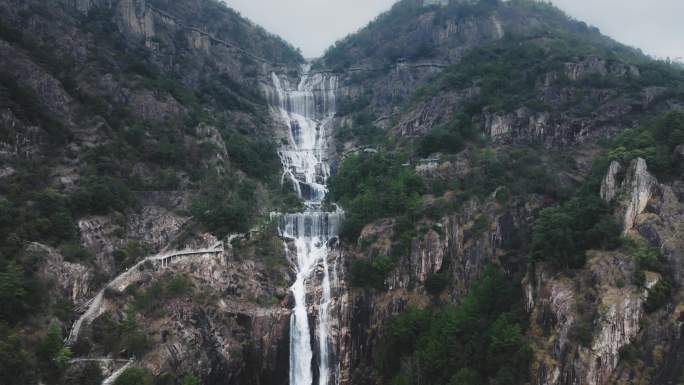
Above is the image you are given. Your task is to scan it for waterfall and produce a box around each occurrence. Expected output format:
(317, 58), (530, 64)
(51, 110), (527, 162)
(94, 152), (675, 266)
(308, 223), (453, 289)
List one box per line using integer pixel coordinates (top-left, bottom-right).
(271, 64), (341, 385)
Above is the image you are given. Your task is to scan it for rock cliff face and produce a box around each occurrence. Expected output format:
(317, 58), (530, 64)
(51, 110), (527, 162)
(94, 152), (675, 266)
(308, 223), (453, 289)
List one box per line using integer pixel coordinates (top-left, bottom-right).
(336, 193), (540, 385)
(70, 237), (294, 385)
(527, 253), (652, 385)
(31, 242), (98, 304)
(525, 157), (684, 385)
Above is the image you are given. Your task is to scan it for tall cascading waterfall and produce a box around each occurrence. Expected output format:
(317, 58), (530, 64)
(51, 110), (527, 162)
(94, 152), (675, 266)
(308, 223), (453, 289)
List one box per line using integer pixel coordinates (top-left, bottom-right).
(269, 65), (342, 385)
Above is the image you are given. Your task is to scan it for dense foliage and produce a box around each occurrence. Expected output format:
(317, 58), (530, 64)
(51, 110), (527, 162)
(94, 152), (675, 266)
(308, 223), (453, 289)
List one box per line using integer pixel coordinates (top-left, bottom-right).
(335, 111), (386, 149)
(112, 367), (202, 385)
(113, 368), (154, 385)
(129, 273), (194, 315)
(374, 268), (530, 385)
(350, 256), (396, 290)
(531, 194), (621, 268)
(530, 110), (684, 269)
(329, 152), (424, 240)
(416, 114), (478, 157)
(414, 32), (684, 116)
(190, 177), (258, 237)
(460, 147), (563, 199)
(608, 111), (684, 178)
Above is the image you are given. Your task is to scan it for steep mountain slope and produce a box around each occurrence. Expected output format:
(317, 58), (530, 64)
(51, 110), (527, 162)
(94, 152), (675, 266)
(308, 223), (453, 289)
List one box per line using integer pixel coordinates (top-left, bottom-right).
(319, 2), (684, 385)
(0, 0), (304, 384)
(322, 0), (684, 148)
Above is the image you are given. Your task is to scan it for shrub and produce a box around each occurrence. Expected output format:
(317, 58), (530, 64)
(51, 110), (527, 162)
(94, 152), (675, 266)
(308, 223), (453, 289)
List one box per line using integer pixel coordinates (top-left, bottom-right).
(350, 256), (395, 290)
(424, 271), (451, 295)
(60, 243), (93, 263)
(644, 279), (672, 313)
(133, 274), (194, 314)
(113, 241), (149, 271)
(0, 261), (29, 324)
(221, 131), (281, 180)
(190, 177), (257, 237)
(71, 176), (135, 215)
(417, 115), (478, 157)
(181, 374), (202, 385)
(470, 215), (490, 236)
(113, 368), (153, 385)
(0, 324), (38, 384)
(609, 111), (684, 178)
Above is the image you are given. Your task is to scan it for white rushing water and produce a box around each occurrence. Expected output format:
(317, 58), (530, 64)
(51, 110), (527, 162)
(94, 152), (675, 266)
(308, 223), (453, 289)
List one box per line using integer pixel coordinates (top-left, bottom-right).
(270, 65), (341, 385)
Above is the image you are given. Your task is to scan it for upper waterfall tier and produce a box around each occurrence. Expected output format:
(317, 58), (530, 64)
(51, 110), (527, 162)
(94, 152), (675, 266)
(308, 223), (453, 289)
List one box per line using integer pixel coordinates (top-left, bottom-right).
(270, 66), (339, 204)
(270, 70), (339, 121)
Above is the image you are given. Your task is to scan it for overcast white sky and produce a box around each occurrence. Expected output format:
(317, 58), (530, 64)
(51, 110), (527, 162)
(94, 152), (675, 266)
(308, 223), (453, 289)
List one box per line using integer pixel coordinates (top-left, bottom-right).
(222, 0), (684, 60)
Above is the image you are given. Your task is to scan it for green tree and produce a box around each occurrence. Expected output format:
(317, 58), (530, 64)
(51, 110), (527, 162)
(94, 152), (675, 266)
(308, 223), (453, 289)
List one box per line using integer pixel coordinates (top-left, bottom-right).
(113, 367), (153, 385)
(181, 374), (202, 385)
(417, 115), (477, 157)
(191, 177), (256, 237)
(0, 324), (38, 384)
(449, 368), (481, 385)
(0, 261), (29, 323)
(375, 268), (530, 385)
(530, 207), (576, 267)
(121, 310), (150, 359)
(55, 347), (73, 370)
(531, 194), (620, 269)
(350, 256), (396, 290)
(76, 362), (104, 385)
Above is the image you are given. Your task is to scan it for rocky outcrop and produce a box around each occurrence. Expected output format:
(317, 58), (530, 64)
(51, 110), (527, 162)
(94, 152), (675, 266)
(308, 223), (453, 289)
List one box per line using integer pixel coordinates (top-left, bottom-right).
(622, 158), (658, 233)
(528, 252), (656, 385)
(563, 56), (639, 82)
(77, 193), (190, 276)
(528, 158), (684, 385)
(584, 282), (645, 385)
(599, 157), (659, 233)
(600, 160), (622, 202)
(675, 144), (684, 166)
(483, 108), (551, 142)
(126, 197), (190, 251)
(29, 242), (96, 304)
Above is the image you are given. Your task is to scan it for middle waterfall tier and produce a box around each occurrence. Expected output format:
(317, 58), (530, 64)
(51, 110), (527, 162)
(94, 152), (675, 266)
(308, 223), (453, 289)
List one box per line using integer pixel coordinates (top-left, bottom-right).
(278, 211), (343, 240)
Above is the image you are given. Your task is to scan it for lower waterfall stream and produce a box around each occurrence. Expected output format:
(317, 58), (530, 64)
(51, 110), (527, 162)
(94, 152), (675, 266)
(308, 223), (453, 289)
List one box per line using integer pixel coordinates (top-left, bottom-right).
(270, 65), (341, 385)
